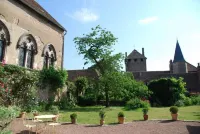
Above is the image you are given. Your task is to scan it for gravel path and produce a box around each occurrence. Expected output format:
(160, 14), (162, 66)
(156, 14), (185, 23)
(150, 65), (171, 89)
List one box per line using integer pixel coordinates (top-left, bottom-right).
(10, 118), (200, 134)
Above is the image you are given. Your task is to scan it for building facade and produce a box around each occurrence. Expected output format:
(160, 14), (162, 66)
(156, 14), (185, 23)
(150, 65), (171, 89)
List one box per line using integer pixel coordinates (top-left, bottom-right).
(0, 0), (66, 69)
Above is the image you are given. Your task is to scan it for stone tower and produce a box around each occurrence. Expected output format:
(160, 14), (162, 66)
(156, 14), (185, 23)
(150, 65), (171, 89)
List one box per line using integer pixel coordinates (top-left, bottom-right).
(172, 40), (188, 73)
(125, 48), (147, 72)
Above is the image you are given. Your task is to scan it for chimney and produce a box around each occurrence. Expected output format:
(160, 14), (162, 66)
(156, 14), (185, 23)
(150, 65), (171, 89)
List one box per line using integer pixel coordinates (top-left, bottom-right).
(125, 52), (127, 58)
(142, 48), (144, 56)
(197, 63), (200, 71)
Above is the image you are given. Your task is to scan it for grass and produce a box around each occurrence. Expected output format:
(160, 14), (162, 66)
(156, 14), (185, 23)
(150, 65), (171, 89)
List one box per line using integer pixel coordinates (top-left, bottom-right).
(31, 106), (200, 125)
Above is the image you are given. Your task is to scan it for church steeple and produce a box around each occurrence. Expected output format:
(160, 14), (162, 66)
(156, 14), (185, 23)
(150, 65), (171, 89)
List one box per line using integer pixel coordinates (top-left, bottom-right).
(173, 40), (185, 63)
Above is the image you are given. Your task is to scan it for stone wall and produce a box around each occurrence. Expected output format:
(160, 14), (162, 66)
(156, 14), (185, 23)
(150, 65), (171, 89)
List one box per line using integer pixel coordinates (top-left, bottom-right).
(126, 58), (146, 72)
(68, 69), (98, 81)
(132, 71), (199, 92)
(173, 62), (188, 74)
(0, 0), (64, 69)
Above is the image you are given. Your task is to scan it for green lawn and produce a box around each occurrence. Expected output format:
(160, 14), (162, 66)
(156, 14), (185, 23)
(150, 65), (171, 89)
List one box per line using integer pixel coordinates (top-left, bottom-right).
(33, 106), (200, 125)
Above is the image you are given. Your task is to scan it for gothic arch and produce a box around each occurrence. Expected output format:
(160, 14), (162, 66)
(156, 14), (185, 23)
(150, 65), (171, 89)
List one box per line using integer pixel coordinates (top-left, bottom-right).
(16, 33), (37, 68)
(17, 33), (37, 54)
(42, 44), (57, 68)
(0, 20), (10, 45)
(42, 44), (57, 61)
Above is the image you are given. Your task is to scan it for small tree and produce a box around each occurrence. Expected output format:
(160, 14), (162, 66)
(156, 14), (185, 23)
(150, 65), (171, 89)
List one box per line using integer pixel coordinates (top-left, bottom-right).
(75, 77), (88, 103)
(74, 25), (123, 107)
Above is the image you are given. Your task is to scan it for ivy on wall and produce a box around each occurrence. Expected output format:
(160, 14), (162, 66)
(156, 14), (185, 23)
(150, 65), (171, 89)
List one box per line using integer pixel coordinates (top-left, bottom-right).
(39, 66), (68, 92)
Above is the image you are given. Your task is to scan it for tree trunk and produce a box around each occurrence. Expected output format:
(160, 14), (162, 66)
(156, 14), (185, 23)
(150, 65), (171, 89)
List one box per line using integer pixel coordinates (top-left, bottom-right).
(105, 84), (109, 107)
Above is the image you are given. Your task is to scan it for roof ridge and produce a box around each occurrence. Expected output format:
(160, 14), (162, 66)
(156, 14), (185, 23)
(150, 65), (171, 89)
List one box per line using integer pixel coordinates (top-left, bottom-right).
(17, 0), (66, 31)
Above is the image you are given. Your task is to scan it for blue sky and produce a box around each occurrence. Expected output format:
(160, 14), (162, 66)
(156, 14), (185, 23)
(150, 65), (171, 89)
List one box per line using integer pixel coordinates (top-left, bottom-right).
(37, 0), (200, 71)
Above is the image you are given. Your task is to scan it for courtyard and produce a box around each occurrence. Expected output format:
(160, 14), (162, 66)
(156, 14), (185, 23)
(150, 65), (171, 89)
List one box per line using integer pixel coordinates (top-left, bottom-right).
(10, 119), (200, 134)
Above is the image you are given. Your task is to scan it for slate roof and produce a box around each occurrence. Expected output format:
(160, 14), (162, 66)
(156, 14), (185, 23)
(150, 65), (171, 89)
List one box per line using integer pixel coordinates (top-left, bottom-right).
(16, 0), (66, 31)
(173, 40), (185, 62)
(126, 49), (146, 59)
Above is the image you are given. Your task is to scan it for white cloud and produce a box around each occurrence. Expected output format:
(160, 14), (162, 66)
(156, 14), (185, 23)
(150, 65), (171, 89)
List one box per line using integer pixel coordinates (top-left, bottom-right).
(138, 16), (158, 24)
(66, 8), (99, 23)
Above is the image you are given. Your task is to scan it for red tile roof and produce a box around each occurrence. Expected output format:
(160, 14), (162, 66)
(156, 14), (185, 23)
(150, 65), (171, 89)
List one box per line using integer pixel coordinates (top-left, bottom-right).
(16, 0), (66, 31)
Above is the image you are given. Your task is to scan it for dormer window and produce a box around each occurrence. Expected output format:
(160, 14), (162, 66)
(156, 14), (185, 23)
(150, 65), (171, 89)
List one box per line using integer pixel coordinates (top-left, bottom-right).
(134, 59), (137, 62)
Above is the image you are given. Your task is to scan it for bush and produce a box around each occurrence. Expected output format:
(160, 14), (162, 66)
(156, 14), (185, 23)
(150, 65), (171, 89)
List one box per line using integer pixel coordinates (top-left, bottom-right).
(49, 106), (59, 115)
(118, 112), (125, 117)
(70, 113), (77, 119)
(142, 107), (149, 115)
(99, 109), (106, 119)
(125, 98), (150, 110)
(184, 97), (192, 106)
(191, 95), (200, 105)
(174, 100), (185, 107)
(169, 106), (178, 114)
(0, 106), (20, 132)
(37, 101), (48, 112)
(148, 77), (187, 106)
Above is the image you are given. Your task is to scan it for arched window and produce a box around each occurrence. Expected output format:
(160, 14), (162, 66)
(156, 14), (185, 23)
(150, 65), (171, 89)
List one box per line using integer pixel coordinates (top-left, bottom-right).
(0, 20), (10, 62)
(17, 34), (37, 68)
(42, 44), (56, 68)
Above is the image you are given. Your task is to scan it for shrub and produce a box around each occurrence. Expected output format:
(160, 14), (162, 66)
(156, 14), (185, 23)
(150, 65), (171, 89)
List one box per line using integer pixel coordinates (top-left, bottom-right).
(169, 106), (178, 114)
(148, 77), (187, 106)
(0, 106), (20, 132)
(50, 106), (59, 115)
(191, 95), (200, 105)
(118, 112), (124, 117)
(125, 98), (150, 110)
(174, 100), (185, 107)
(70, 113), (77, 119)
(99, 109), (106, 119)
(39, 67), (67, 92)
(142, 107), (149, 115)
(184, 97), (192, 106)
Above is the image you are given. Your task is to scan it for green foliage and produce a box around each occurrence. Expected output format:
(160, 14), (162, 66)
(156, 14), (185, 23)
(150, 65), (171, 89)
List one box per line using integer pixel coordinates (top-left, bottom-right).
(99, 109), (106, 119)
(174, 100), (185, 107)
(70, 113), (77, 119)
(50, 105), (59, 115)
(74, 25), (119, 70)
(39, 66), (67, 92)
(190, 95), (200, 105)
(125, 98), (150, 110)
(99, 72), (151, 105)
(74, 25), (124, 107)
(142, 107), (149, 115)
(169, 106), (178, 114)
(0, 64), (39, 111)
(184, 97), (192, 106)
(75, 77), (88, 96)
(0, 106), (20, 132)
(118, 112), (124, 117)
(148, 77), (187, 106)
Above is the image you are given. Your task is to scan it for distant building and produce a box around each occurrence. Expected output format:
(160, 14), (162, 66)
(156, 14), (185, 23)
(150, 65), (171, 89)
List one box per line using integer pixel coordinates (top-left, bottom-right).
(125, 40), (200, 92)
(0, 0), (66, 69)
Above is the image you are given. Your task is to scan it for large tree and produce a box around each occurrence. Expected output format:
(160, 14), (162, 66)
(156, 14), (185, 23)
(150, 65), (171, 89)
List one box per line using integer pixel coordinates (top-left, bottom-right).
(74, 25), (124, 107)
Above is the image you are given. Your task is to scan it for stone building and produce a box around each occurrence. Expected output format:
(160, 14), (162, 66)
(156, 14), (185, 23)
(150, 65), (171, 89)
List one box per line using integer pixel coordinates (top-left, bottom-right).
(0, 0), (66, 69)
(125, 40), (200, 92)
